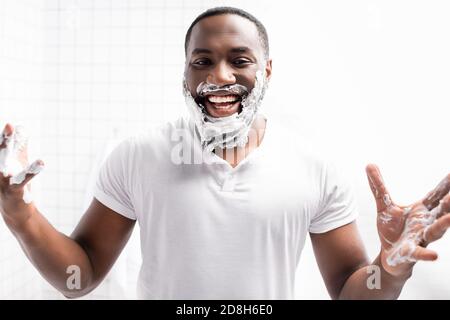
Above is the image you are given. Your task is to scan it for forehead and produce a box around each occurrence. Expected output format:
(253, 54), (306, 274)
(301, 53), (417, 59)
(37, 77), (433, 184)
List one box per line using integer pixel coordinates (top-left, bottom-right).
(188, 14), (262, 55)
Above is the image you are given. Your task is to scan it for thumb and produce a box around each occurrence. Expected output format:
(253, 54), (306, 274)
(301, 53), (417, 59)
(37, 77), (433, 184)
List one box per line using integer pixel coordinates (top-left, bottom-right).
(366, 163), (393, 212)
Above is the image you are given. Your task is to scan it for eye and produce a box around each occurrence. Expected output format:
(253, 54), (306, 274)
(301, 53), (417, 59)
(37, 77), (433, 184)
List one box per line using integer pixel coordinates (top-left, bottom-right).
(192, 58), (211, 66)
(232, 58), (251, 66)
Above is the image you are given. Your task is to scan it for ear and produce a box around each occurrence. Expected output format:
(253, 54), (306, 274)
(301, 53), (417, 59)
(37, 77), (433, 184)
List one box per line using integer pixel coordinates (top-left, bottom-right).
(265, 59), (273, 81)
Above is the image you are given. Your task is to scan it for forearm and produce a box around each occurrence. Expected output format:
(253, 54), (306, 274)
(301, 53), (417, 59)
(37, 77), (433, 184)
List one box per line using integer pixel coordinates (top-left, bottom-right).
(338, 253), (411, 300)
(3, 206), (95, 298)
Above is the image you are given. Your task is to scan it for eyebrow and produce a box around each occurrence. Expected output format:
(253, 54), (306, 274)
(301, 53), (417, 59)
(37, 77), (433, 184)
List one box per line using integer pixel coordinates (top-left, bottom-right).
(230, 47), (252, 53)
(191, 48), (213, 55)
(191, 47), (254, 55)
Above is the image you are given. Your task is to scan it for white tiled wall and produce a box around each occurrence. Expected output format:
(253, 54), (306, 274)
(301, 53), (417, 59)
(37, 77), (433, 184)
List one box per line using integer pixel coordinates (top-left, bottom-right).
(1, 0), (450, 300)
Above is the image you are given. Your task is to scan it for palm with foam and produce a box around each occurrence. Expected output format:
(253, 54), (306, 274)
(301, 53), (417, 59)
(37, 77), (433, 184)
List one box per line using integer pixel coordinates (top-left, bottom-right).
(0, 123), (44, 219)
(366, 164), (450, 277)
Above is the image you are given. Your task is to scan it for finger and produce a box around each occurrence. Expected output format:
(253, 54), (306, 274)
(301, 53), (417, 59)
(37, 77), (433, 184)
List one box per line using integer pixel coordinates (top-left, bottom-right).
(423, 205), (450, 244)
(411, 246), (438, 262)
(366, 164), (393, 212)
(9, 159), (44, 187)
(0, 123), (14, 149)
(0, 172), (12, 190)
(432, 193), (450, 219)
(17, 147), (29, 168)
(0, 125), (15, 177)
(423, 174), (450, 210)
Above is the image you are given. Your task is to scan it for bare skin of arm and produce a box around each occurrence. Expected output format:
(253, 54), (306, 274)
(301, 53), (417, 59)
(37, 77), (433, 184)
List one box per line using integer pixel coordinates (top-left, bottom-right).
(311, 222), (410, 299)
(1, 123), (135, 298)
(311, 166), (450, 300)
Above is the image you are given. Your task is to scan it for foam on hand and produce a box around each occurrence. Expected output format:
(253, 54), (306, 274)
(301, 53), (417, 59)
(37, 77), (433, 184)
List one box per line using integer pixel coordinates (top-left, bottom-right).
(10, 160), (45, 185)
(0, 125), (43, 204)
(385, 200), (440, 267)
(0, 130), (22, 177)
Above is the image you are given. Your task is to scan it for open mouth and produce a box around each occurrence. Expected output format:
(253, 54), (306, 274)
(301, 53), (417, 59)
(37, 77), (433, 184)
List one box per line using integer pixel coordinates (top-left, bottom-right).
(205, 94), (241, 108)
(200, 93), (243, 117)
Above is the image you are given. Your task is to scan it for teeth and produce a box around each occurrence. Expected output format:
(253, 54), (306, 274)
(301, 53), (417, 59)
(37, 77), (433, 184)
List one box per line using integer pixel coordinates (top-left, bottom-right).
(213, 104), (234, 109)
(207, 95), (239, 103)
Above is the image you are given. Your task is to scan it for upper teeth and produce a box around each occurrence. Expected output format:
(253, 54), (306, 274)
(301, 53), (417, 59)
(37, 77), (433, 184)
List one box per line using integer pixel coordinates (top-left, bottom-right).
(207, 95), (239, 103)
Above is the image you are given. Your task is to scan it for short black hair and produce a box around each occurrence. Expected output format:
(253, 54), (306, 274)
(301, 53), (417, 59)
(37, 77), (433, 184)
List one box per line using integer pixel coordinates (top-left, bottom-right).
(184, 7), (269, 59)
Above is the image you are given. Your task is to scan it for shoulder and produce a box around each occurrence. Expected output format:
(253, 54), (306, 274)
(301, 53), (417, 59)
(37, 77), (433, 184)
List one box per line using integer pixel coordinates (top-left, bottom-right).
(120, 116), (190, 152)
(105, 117), (191, 173)
(266, 115), (329, 174)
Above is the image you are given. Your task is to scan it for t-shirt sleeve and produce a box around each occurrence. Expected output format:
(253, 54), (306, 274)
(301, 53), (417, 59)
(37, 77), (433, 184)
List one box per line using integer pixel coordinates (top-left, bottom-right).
(93, 138), (137, 220)
(309, 161), (358, 233)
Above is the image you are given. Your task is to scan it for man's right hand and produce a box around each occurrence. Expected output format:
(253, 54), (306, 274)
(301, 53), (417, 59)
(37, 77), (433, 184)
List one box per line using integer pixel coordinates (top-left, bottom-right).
(0, 122), (135, 298)
(0, 123), (44, 230)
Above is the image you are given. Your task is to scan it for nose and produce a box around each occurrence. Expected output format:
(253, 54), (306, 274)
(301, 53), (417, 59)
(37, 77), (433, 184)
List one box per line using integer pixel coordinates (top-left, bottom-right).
(207, 61), (236, 87)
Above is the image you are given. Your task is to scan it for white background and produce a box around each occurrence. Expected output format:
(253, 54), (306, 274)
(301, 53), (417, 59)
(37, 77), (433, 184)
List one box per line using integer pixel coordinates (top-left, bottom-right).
(0, 0), (449, 299)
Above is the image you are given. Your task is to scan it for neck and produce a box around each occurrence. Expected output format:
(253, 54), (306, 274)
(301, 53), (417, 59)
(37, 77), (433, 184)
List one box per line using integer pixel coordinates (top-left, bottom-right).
(214, 114), (267, 168)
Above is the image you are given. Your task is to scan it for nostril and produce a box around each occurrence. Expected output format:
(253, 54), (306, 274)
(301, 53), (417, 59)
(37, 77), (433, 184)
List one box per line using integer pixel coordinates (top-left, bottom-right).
(207, 73), (236, 87)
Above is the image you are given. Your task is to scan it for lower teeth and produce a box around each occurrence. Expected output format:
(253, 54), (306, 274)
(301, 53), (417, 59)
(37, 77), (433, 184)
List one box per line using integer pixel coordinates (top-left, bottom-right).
(210, 101), (238, 109)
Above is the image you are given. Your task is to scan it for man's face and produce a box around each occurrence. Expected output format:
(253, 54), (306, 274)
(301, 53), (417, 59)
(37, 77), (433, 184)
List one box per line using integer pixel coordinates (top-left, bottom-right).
(185, 14), (272, 118)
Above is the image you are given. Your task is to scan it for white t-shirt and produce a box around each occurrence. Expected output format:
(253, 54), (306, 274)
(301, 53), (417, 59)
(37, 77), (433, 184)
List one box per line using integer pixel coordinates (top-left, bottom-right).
(93, 115), (358, 299)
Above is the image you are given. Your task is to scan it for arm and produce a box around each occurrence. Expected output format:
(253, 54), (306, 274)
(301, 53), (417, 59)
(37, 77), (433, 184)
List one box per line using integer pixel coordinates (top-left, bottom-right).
(1, 123), (135, 298)
(6, 199), (135, 298)
(310, 222), (410, 300)
(311, 165), (450, 300)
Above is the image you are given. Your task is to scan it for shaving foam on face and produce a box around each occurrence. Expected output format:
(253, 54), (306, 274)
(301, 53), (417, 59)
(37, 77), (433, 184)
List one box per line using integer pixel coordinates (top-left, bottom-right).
(183, 69), (268, 152)
(0, 125), (42, 204)
(385, 201), (442, 267)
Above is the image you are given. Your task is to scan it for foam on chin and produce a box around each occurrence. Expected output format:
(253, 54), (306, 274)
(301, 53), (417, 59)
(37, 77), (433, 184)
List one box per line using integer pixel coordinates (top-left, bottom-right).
(183, 70), (268, 153)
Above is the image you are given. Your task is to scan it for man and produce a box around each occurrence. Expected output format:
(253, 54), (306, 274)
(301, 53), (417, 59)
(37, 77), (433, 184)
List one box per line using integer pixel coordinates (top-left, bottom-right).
(0, 7), (449, 300)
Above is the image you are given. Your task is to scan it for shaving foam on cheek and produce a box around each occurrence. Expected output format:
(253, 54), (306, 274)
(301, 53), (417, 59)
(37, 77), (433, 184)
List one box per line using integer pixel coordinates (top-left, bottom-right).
(385, 202), (440, 267)
(183, 69), (268, 152)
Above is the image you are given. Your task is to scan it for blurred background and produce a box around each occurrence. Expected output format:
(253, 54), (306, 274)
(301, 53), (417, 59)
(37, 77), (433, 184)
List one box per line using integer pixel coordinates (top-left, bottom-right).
(0, 0), (449, 299)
